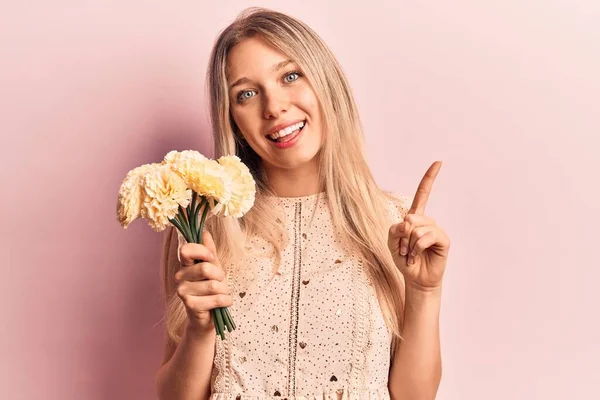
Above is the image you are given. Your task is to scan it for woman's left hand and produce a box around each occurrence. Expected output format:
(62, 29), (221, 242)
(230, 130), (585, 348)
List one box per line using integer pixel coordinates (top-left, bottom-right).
(388, 161), (451, 292)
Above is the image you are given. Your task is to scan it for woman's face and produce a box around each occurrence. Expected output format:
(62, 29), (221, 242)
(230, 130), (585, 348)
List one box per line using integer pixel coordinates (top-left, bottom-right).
(227, 36), (324, 171)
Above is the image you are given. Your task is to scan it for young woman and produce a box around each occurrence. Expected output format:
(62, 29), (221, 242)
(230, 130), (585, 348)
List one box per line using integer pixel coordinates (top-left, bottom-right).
(156, 7), (450, 400)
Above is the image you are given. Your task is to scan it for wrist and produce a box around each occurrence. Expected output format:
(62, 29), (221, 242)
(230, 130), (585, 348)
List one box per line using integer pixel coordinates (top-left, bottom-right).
(185, 321), (215, 341)
(405, 282), (443, 298)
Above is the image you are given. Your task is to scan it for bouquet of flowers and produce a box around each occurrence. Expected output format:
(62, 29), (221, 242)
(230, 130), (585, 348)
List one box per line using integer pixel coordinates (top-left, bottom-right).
(116, 150), (256, 340)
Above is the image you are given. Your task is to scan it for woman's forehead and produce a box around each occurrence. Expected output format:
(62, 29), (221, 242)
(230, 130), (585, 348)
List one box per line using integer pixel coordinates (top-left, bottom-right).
(226, 40), (297, 83)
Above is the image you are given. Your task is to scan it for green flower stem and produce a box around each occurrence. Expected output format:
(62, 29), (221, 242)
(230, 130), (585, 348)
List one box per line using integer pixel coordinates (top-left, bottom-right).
(214, 308), (226, 341)
(193, 197), (207, 244)
(175, 212), (193, 244)
(224, 307), (236, 330)
(213, 309), (223, 338)
(187, 193), (197, 240)
(190, 195), (198, 243)
(221, 307), (230, 329)
(168, 217), (186, 242)
(221, 307), (233, 332)
(189, 197), (236, 340)
(218, 309), (227, 334)
(171, 198), (235, 341)
(178, 204), (189, 225)
(197, 200), (211, 244)
(189, 192), (197, 218)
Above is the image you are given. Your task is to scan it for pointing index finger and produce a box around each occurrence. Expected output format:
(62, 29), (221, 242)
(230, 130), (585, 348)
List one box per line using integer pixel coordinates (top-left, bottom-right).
(409, 161), (442, 215)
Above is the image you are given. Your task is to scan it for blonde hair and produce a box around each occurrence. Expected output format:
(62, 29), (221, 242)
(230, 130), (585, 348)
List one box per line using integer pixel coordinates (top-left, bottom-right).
(161, 7), (407, 359)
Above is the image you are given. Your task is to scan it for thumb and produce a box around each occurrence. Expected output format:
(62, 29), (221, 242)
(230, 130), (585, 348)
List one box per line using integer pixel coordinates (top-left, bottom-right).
(201, 230), (218, 258)
(387, 219), (404, 251)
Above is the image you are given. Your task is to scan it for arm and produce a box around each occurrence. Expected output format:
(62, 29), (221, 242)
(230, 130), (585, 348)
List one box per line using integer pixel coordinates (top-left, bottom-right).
(155, 227), (216, 400)
(155, 323), (216, 400)
(387, 162), (448, 399)
(388, 284), (442, 400)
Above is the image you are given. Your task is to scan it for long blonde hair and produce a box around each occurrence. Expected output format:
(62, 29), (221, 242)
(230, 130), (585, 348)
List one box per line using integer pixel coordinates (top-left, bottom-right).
(161, 7), (407, 358)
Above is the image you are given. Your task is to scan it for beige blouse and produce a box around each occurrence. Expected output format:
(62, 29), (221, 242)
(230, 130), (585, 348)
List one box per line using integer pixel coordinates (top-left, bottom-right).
(176, 191), (410, 400)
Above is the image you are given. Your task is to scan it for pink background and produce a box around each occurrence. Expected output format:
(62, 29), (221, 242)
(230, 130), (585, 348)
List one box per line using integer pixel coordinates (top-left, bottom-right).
(1, 1), (598, 399)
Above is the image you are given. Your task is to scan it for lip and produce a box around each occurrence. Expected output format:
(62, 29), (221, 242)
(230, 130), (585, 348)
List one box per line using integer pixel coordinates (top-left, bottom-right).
(270, 125), (304, 149)
(265, 119), (306, 137)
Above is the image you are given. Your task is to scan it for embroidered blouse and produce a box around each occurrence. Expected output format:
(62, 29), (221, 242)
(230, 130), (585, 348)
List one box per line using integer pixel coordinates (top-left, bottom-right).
(175, 191), (410, 400)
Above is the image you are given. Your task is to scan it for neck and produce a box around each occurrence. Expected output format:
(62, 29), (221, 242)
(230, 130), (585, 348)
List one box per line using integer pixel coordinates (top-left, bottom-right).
(262, 159), (322, 197)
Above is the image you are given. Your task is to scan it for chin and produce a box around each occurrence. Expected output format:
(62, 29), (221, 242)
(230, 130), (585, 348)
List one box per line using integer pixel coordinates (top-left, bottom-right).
(283, 152), (321, 169)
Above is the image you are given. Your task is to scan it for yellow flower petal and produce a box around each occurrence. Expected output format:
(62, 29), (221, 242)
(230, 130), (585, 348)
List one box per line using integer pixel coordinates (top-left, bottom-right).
(116, 163), (160, 228)
(211, 155), (256, 218)
(164, 150), (233, 205)
(140, 164), (192, 232)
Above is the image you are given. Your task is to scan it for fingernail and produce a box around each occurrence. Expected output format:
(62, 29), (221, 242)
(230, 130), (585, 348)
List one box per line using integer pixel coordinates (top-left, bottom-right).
(410, 249), (416, 257)
(408, 256), (413, 265)
(400, 246), (407, 256)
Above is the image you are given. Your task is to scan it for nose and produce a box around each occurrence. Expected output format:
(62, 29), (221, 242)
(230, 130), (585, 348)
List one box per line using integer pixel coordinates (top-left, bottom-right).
(263, 88), (289, 119)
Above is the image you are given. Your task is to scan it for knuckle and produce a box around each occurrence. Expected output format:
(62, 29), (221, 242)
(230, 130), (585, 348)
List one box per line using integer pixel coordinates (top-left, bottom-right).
(190, 264), (202, 279)
(174, 271), (183, 283)
(182, 296), (194, 310)
(176, 283), (186, 298)
(219, 268), (227, 281)
(198, 244), (213, 261)
(208, 280), (218, 293)
(216, 294), (231, 307)
(199, 263), (211, 278)
(179, 243), (191, 259)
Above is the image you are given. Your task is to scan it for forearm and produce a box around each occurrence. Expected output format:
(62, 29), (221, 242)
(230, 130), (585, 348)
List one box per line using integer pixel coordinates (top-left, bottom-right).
(388, 284), (442, 400)
(156, 325), (216, 400)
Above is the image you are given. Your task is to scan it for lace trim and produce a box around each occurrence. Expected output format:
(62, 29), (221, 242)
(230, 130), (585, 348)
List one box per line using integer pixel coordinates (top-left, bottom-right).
(288, 201), (303, 396)
(348, 256), (372, 388)
(209, 386), (390, 400)
(211, 322), (231, 393)
(213, 264), (236, 392)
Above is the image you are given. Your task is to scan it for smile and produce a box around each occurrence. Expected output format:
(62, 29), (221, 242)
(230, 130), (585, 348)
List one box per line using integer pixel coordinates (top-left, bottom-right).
(267, 120), (306, 142)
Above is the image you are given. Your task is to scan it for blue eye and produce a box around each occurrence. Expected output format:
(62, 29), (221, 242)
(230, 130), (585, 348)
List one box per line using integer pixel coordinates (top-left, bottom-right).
(237, 90), (256, 103)
(284, 71), (301, 83)
(235, 71), (302, 103)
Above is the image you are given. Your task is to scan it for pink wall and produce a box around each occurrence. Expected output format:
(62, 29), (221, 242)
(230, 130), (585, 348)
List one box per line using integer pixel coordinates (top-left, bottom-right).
(2, 1), (598, 399)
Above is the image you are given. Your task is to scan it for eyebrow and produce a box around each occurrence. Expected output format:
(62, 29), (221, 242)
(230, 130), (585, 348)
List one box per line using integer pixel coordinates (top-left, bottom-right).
(228, 59), (295, 91)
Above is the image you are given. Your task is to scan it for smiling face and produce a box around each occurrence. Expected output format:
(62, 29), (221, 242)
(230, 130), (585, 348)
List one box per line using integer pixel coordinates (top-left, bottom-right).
(227, 36), (324, 175)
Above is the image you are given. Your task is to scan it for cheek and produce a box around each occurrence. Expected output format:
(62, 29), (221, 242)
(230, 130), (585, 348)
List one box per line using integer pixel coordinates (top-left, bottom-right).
(295, 89), (321, 121)
(231, 108), (254, 134)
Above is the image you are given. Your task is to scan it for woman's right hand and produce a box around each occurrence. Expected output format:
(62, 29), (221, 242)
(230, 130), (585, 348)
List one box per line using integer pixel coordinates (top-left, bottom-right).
(175, 230), (233, 335)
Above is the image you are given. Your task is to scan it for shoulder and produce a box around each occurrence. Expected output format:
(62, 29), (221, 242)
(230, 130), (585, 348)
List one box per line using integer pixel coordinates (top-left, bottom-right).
(382, 190), (413, 221)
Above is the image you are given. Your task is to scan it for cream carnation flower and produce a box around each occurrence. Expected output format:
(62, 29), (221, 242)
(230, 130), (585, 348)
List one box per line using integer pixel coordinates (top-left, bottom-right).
(140, 164), (192, 232)
(211, 155), (256, 218)
(163, 149), (207, 165)
(164, 150), (232, 206)
(116, 150), (255, 341)
(116, 163), (160, 228)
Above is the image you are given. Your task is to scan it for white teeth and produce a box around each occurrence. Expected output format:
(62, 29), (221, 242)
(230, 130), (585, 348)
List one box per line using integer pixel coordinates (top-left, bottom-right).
(268, 121), (305, 140)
